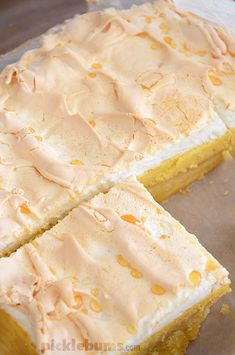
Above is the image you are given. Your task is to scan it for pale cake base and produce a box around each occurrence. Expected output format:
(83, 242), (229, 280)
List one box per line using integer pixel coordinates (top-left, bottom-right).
(132, 284), (230, 355)
(148, 151), (222, 202)
(138, 131), (232, 202)
(0, 308), (37, 355)
(1, 223), (55, 258)
(0, 285), (229, 355)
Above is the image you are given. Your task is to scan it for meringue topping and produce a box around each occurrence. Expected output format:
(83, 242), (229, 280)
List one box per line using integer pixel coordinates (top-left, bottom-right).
(0, 179), (230, 353)
(0, 0), (233, 252)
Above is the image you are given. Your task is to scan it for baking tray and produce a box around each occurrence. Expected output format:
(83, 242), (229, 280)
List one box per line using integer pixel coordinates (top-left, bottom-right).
(0, 1), (234, 354)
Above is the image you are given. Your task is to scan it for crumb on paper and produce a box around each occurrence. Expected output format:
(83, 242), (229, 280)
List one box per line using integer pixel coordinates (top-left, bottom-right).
(179, 187), (191, 195)
(209, 180), (214, 184)
(222, 150), (232, 161)
(220, 303), (230, 315)
(223, 191), (229, 196)
(223, 178), (229, 183)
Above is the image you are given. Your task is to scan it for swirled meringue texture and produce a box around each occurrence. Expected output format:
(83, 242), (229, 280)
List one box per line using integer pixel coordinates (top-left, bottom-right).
(0, 0), (234, 253)
(0, 179), (230, 354)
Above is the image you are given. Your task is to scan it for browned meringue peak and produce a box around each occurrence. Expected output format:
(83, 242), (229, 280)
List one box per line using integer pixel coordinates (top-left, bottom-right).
(0, 180), (230, 352)
(0, 1), (230, 252)
(38, 0), (235, 117)
(0, 2), (225, 114)
(159, 1), (235, 117)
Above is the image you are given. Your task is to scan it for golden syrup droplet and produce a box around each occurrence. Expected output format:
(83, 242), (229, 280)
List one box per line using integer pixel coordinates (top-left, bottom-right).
(164, 36), (172, 44)
(20, 203), (30, 215)
(81, 308), (88, 315)
(88, 72), (97, 78)
(145, 16), (152, 24)
(131, 268), (143, 279)
(209, 74), (222, 86)
(151, 43), (159, 50)
(35, 135), (43, 142)
(89, 119), (96, 127)
(75, 294), (83, 309)
(127, 325), (137, 334)
(198, 50), (206, 57)
(121, 214), (139, 224)
(206, 260), (219, 273)
(117, 255), (129, 267)
(189, 270), (201, 286)
(160, 234), (170, 239)
(91, 288), (99, 297)
(92, 63), (102, 69)
(170, 42), (176, 49)
(137, 32), (146, 38)
(89, 299), (102, 313)
(70, 159), (83, 165)
(151, 284), (166, 295)
(28, 127), (35, 133)
(160, 22), (169, 31)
